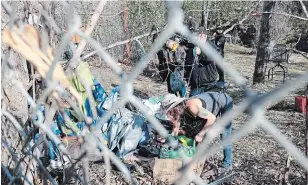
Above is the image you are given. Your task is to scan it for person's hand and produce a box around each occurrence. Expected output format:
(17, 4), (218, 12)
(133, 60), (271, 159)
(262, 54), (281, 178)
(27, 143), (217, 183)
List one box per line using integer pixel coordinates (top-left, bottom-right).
(195, 134), (204, 143)
(157, 136), (166, 143)
(195, 47), (201, 55)
(179, 129), (186, 135)
(198, 33), (207, 44)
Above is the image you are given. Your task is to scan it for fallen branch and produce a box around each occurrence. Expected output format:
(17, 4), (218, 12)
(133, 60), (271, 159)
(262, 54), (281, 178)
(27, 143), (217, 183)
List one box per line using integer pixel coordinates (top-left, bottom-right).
(66, 0), (107, 73)
(293, 49), (308, 60)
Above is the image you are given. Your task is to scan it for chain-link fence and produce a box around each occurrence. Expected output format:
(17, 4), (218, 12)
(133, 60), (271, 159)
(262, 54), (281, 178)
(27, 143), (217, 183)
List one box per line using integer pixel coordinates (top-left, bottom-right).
(1, 1), (308, 185)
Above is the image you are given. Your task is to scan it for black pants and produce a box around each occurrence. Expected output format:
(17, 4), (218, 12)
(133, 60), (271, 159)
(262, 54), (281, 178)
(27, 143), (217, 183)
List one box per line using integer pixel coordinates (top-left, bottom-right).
(217, 51), (225, 82)
(217, 65), (224, 82)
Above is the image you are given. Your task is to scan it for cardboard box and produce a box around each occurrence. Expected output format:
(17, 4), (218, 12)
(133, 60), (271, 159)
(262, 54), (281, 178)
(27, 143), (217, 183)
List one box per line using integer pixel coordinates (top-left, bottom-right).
(153, 158), (205, 184)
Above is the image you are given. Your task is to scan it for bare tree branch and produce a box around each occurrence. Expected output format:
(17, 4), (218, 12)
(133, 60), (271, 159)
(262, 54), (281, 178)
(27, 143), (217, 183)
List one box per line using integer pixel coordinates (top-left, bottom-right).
(223, 11), (253, 35)
(66, 0), (107, 74)
(299, 0), (308, 18)
(82, 30), (162, 60)
(262, 11), (308, 21)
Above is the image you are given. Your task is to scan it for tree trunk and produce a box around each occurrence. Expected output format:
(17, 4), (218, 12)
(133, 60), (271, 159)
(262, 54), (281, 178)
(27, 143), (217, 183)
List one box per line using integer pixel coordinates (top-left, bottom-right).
(253, 1), (276, 84)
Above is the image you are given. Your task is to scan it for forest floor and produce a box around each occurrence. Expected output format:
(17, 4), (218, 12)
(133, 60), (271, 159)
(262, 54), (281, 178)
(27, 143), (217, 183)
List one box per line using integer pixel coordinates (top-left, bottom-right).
(85, 44), (308, 185)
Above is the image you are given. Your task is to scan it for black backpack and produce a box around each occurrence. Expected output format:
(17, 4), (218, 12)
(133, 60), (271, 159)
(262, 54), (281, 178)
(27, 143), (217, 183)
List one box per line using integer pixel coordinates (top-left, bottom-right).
(196, 40), (220, 87)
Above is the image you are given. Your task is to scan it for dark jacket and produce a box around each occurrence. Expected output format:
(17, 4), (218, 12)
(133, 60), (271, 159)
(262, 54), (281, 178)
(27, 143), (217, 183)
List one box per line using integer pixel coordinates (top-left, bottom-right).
(214, 34), (226, 57)
(157, 45), (187, 92)
(157, 49), (169, 82)
(190, 40), (220, 89)
(162, 45), (186, 78)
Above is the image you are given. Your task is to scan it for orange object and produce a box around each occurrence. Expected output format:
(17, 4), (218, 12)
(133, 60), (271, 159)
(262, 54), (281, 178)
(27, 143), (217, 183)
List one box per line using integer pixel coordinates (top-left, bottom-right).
(66, 26), (86, 44)
(295, 96), (307, 113)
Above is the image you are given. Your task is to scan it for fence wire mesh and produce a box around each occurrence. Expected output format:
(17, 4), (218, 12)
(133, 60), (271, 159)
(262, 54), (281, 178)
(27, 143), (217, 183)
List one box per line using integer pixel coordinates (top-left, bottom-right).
(1, 1), (308, 185)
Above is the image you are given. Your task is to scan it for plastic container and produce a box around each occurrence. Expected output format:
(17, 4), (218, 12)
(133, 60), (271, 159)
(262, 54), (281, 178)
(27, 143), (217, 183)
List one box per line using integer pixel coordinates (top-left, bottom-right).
(295, 96), (307, 113)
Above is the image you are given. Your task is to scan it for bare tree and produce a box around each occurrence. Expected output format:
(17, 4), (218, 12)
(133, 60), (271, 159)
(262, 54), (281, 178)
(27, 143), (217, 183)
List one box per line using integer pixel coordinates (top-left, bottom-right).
(253, 1), (276, 84)
(201, 1), (210, 30)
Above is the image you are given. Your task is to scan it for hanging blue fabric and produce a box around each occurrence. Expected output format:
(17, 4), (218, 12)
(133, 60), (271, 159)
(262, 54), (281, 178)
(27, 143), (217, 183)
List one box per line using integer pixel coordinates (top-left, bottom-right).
(48, 141), (57, 160)
(92, 78), (107, 103)
(84, 98), (105, 119)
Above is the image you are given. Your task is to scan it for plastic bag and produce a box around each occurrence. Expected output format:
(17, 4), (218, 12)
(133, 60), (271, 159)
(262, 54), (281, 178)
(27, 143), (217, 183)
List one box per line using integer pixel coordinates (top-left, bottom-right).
(148, 96), (164, 104)
(101, 86), (120, 110)
(159, 135), (196, 159)
(117, 114), (150, 158)
(142, 99), (161, 116)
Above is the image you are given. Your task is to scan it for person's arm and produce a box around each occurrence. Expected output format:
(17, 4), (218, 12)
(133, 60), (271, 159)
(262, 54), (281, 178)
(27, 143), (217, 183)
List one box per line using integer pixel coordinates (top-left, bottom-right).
(186, 99), (216, 139)
(171, 121), (180, 136)
(196, 107), (216, 137)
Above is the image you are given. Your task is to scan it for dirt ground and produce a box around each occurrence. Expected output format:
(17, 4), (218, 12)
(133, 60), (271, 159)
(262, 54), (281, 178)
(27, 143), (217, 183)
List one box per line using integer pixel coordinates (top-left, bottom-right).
(84, 44), (308, 185)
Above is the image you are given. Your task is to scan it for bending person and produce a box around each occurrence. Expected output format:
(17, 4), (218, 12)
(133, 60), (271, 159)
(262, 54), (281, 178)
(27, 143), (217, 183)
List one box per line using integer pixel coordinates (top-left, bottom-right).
(160, 92), (233, 175)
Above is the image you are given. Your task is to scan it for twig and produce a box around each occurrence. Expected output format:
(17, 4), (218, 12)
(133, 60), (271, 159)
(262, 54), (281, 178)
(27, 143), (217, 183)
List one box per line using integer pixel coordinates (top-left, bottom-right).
(31, 65), (35, 102)
(222, 9), (308, 35)
(81, 147), (90, 183)
(2, 111), (26, 137)
(54, 9), (127, 17)
(2, 88), (11, 103)
(292, 49), (308, 60)
(36, 3), (62, 34)
(103, 145), (111, 185)
(223, 11), (253, 35)
(299, 0), (308, 18)
(262, 11), (308, 21)
(82, 30), (162, 60)
(283, 154), (293, 185)
(67, 0), (107, 73)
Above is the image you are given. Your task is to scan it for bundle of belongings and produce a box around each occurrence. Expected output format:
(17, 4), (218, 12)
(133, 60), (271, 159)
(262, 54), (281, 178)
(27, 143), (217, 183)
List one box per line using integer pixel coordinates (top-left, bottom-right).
(29, 62), (199, 176)
(30, 62), (152, 170)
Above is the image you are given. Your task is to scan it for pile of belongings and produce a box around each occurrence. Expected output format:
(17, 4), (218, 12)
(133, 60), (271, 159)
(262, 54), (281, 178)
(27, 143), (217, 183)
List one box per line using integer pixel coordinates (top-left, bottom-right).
(27, 63), (197, 174)
(26, 62), (196, 172)
(26, 61), (196, 171)
(30, 62), (151, 170)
